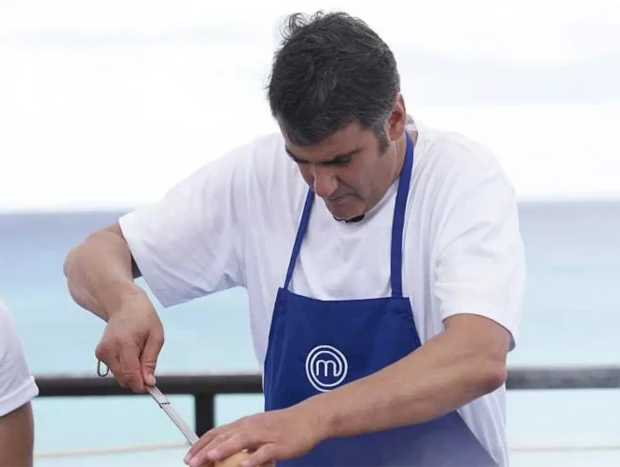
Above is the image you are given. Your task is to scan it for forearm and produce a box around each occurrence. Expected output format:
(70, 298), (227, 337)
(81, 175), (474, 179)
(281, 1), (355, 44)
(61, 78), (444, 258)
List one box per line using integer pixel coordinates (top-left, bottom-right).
(304, 319), (508, 440)
(0, 402), (34, 467)
(63, 227), (143, 321)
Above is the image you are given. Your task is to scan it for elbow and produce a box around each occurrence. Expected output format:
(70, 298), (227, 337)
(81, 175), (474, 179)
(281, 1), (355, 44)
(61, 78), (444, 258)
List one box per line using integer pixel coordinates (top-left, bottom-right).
(63, 230), (102, 278)
(63, 243), (84, 279)
(63, 246), (76, 278)
(476, 359), (508, 394)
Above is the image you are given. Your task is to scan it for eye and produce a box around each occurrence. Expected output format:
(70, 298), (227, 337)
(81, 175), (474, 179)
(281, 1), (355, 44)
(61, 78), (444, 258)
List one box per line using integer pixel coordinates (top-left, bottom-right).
(329, 156), (351, 166)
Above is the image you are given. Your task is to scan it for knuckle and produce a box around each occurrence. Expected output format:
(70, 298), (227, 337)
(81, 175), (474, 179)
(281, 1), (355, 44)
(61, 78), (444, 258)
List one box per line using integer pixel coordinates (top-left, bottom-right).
(97, 337), (124, 357)
(218, 433), (235, 447)
(262, 444), (278, 457)
(233, 431), (247, 442)
(115, 378), (128, 389)
(108, 368), (127, 387)
(94, 341), (111, 359)
(121, 369), (137, 380)
(142, 361), (157, 371)
(94, 348), (106, 362)
(121, 368), (142, 384)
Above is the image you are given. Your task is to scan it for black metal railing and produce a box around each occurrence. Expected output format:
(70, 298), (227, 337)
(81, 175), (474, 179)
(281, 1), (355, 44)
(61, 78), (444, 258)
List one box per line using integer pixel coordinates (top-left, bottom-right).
(35, 365), (620, 437)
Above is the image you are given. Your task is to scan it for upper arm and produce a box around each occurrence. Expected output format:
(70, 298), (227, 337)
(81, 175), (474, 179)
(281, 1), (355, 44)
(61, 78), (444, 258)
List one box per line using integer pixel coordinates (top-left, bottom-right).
(0, 300), (38, 466)
(432, 146), (526, 350)
(0, 402), (34, 467)
(117, 143), (253, 308)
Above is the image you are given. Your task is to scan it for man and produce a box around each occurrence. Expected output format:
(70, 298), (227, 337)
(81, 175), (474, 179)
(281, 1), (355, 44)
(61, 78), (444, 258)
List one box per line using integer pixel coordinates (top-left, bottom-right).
(0, 297), (38, 467)
(63, 11), (525, 467)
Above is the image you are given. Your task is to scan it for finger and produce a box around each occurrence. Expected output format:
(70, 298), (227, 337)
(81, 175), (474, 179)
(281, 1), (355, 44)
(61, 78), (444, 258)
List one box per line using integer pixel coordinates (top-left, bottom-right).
(108, 353), (125, 387)
(96, 345), (125, 386)
(243, 443), (279, 467)
(185, 425), (228, 462)
(141, 333), (163, 386)
(118, 342), (145, 392)
(187, 431), (238, 467)
(206, 433), (260, 464)
(95, 342), (118, 377)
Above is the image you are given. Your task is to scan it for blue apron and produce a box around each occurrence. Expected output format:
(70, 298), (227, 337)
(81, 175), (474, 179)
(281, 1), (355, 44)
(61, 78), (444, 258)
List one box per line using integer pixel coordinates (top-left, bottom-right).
(263, 132), (497, 466)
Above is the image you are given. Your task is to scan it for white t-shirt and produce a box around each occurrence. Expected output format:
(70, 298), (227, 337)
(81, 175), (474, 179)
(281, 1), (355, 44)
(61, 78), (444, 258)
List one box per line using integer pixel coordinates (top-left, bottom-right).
(119, 121), (526, 465)
(0, 298), (39, 417)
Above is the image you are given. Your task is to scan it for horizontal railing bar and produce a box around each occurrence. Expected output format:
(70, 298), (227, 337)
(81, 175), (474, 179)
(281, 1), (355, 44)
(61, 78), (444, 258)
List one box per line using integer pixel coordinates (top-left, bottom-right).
(506, 365), (620, 390)
(33, 366), (620, 397)
(35, 372), (263, 397)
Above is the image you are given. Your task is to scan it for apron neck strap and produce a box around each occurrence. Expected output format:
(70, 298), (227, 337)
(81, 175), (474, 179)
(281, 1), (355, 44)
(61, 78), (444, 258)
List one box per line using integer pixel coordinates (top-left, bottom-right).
(284, 189), (314, 290)
(390, 131), (414, 298)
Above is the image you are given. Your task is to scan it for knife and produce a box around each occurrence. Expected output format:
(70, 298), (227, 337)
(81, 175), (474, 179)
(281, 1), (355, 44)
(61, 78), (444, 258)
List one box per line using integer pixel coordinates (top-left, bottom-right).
(97, 359), (199, 445)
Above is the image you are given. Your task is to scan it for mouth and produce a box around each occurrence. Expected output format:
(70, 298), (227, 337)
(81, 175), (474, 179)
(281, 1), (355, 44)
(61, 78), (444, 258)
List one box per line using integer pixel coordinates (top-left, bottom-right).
(326, 195), (350, 206)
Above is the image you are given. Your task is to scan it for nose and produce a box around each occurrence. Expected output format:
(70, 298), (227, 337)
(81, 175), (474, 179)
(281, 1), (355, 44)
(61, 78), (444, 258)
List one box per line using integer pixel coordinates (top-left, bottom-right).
(311, 165), (338, 198)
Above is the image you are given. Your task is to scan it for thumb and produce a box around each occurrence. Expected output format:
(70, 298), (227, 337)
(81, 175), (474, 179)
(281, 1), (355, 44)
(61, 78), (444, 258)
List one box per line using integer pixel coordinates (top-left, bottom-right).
(141, 333), (163, 387)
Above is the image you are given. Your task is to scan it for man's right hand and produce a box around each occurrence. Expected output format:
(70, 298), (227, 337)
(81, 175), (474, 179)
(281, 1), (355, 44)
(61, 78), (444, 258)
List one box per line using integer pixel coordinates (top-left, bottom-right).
(94, 290), (164, 393)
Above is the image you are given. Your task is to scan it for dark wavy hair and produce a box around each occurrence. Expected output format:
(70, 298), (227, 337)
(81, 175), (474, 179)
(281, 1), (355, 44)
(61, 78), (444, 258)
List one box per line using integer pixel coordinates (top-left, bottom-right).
(267, 11), (400, 151)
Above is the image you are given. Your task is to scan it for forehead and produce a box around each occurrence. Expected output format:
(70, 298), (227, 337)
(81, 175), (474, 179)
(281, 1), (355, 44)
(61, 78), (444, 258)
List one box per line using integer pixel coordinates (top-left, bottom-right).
(283, 123), (377, 163)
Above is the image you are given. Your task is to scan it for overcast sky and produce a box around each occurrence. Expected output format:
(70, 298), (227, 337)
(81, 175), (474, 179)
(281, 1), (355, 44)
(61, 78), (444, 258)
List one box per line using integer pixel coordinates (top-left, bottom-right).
(1, 0), (618, 211)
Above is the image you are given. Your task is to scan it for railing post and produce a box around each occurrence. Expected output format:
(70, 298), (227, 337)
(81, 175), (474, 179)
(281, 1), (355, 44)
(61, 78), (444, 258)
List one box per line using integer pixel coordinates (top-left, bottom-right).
(194, 393), (215, 437)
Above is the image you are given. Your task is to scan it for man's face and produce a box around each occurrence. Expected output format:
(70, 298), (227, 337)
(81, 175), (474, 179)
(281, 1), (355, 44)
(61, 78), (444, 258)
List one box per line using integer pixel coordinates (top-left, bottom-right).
(283, 102), (407, 221)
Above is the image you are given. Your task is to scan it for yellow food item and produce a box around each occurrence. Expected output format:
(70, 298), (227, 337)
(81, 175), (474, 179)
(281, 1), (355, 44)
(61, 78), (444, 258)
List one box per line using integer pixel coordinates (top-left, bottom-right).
(213, 451), (275, 467)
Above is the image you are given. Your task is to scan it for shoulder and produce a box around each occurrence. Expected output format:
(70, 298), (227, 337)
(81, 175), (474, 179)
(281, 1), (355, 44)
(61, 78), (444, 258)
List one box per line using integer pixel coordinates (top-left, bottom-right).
(218, 131), (291, 174)
(407, 124), (525, 348)
(242, 132), (301, 188)
(414, 123), (509, 189)
(173, 131), (288, 186)
(0, 298), (39, 417)
(0, 298), (19, 360)
(129, 131), (299, 219)
(220, 131), (287, 169)
(410, 122), (516, 217)
(168, 131), (298, 198)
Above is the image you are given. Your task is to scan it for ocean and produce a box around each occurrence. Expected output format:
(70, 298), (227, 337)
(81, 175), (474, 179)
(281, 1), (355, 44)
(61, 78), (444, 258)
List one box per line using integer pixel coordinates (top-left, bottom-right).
(1, 201), (620, 466)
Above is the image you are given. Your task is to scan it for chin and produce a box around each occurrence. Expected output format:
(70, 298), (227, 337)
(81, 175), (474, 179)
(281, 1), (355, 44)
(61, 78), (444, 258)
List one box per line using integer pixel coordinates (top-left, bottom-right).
(324, 195), (365, 220)
(327, 204), (363, 221)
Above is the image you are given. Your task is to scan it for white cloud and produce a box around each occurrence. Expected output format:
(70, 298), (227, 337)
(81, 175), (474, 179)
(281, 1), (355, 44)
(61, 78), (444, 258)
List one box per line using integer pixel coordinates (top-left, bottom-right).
(2, 0), (618, 62)
(0, 0), (618, 211)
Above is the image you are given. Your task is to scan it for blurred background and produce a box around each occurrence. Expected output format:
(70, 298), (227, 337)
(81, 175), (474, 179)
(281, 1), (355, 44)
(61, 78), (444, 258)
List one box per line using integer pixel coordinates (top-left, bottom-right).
(1, 0), (619, 465)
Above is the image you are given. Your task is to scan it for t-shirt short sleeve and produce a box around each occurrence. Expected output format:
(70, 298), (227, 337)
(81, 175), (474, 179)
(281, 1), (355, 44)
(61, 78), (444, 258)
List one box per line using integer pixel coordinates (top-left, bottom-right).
(0, 299), (39, 417)
(119, 141), (255, 308)
(431, 141), (526, 349)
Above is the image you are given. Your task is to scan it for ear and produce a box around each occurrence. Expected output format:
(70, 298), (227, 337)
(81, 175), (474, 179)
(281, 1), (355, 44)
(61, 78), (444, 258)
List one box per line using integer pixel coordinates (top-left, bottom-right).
(386, 93), (407, 142)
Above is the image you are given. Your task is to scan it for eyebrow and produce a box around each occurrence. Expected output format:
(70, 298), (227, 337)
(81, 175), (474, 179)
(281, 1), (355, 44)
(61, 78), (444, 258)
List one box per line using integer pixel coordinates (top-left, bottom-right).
(285, 147), (362, 166)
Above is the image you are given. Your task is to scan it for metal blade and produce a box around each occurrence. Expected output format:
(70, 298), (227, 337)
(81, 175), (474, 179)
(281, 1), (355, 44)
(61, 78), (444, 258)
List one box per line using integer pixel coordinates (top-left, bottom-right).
(146, 385), (200, 445)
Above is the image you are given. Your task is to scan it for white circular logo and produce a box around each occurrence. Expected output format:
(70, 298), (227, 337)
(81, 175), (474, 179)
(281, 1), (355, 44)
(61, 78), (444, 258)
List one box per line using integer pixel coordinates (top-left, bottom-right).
(305, 345), (348, 392)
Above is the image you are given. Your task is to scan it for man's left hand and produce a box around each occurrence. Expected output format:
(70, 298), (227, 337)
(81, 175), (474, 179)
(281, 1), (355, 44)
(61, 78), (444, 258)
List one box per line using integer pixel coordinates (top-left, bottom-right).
(184, 404), (325, 467)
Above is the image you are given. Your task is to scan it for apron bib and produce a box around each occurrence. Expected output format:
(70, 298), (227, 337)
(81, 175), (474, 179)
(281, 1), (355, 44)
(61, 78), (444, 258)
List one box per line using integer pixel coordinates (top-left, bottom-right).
(263, 132), (497, 466)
